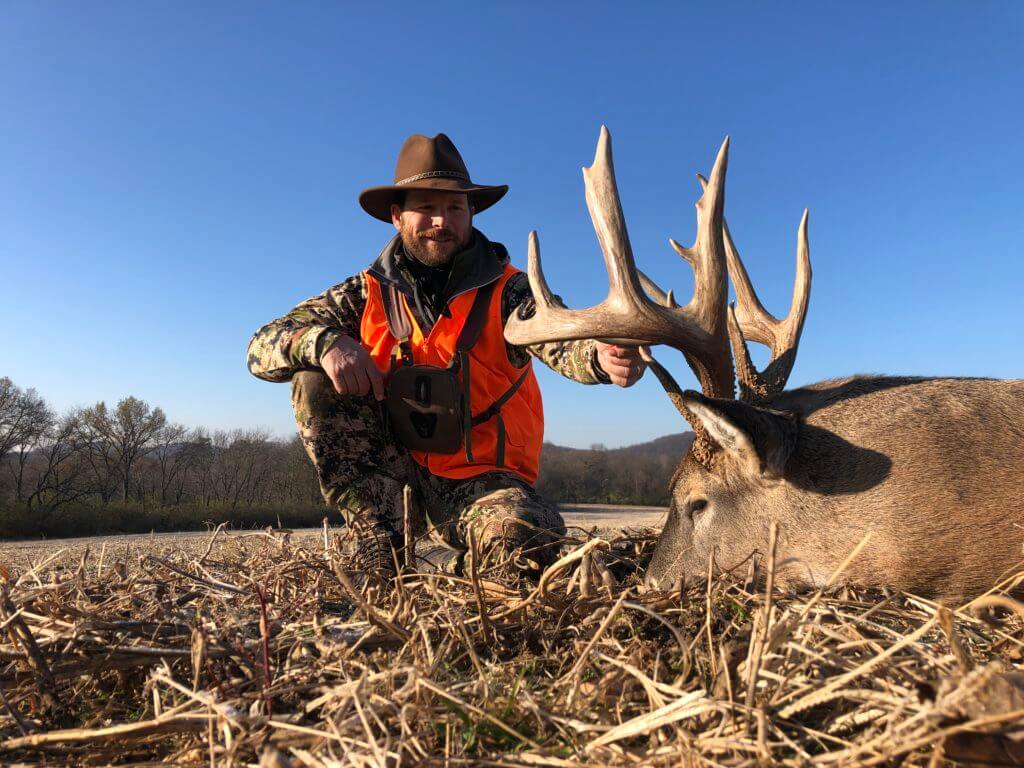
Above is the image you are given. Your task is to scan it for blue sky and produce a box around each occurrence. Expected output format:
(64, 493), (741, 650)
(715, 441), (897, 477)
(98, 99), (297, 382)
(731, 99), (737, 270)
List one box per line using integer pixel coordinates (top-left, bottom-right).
(2, 3), (1022, 448)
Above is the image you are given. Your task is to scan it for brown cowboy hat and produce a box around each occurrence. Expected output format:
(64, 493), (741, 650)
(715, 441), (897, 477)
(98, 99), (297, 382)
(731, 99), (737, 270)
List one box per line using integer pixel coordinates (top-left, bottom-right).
(359, 133), (508, 222)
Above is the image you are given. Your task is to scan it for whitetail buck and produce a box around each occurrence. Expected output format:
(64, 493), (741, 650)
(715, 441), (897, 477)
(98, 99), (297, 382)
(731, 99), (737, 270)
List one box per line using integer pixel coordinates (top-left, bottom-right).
(506, 127), (1024, 604)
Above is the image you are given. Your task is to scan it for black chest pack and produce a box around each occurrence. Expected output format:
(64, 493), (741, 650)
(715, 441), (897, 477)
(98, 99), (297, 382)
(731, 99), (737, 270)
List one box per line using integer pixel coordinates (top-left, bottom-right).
(381, 280), (530, 467)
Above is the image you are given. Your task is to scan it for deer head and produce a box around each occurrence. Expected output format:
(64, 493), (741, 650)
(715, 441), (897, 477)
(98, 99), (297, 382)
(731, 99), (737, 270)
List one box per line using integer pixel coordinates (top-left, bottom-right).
(504, 127), (812, 586)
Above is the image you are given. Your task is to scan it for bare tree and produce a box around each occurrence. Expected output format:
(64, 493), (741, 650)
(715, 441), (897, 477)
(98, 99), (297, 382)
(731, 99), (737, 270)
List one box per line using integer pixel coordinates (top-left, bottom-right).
(149, 422), (189, 504)
(78, 397), (166, 503)
(8, 418), (55, 504)
(177, 428), (215, 506)
(0, 378), (57, 514)
(25, 413), (89, 517)
(210, 429), (273, 509)
(0, 377), (51, 463)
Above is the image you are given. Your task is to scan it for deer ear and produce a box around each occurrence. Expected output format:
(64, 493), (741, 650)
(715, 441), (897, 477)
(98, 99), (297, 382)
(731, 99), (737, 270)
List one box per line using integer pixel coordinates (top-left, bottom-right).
(680, 391), (798, 479)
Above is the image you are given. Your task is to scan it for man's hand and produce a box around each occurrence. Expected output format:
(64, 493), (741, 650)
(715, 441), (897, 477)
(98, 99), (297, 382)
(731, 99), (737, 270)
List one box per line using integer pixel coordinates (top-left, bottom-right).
(595, 342), (646, 388)
(320, 336), (385, 401)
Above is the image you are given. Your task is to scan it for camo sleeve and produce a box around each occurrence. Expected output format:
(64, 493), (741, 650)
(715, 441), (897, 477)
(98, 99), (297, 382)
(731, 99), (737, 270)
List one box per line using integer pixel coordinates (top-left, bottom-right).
(501, 271), (611, 385)
(246, 273), (368, 382)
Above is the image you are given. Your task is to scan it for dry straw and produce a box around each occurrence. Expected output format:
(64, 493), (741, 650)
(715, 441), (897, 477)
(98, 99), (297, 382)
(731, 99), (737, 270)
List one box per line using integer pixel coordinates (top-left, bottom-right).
(0, 522), (1020, 766)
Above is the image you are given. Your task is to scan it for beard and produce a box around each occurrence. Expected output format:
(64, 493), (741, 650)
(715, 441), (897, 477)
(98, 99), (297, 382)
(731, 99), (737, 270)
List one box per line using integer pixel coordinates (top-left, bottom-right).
(399, 222), (472, 267)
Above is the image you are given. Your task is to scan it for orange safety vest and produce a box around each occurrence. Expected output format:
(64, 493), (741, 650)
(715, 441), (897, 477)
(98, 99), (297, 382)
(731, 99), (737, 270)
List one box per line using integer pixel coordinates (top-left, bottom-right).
(360, 266), (544, 484)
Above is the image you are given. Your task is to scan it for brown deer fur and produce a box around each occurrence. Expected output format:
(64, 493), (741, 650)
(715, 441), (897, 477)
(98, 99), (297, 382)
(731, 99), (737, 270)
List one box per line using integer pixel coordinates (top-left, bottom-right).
(645, 376), (1024, 603)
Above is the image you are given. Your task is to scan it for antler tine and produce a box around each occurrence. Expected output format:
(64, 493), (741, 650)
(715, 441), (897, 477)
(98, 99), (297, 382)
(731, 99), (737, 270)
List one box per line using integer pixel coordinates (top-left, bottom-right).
(523, 230), (562, 310)
(504, 127), (650, 346)
(728, 210), (811, 401)
(667, 138), (734, 399)
(687, 139), (731, 332)
(724, 207), (812, 353)
(582, 126), (649, 309)
(621, 140), (736, 399)
(694, 172), (812, 402)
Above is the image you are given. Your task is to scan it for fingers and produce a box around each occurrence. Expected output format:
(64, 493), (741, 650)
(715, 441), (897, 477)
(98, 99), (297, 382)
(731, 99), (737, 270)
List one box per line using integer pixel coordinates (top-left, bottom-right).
(367, 364), (385, 401)
(341, 366), (362, 396)
(602, 344), (644, 364)
(352, 365), (382, 398)
(602, 359), (644, 385)
(325, 365), (346, 395)
(324, 350), (384, 399)
(321, 346), (347, 395)
(323, 356), (348, 395)
(354, 364), (385, 400)
(323, 351), (359, 396)
(603, 360), (646, 387)
(598, 343), (647, 388)
(354, 367), (373, 397)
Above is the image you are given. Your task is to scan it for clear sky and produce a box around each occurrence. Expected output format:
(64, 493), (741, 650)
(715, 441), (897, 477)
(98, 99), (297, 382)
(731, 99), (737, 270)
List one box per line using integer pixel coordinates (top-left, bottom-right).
(2, 3), (1022, 448)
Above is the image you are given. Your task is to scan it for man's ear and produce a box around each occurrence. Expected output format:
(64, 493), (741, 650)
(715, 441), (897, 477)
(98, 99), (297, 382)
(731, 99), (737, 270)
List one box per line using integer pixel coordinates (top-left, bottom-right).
(390, 203), (403, 230)
(680, 390), (798, 479)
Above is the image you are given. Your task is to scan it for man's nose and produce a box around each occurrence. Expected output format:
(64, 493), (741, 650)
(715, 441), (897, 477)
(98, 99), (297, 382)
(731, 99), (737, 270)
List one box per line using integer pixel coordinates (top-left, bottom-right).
(431, 213), (446, 227)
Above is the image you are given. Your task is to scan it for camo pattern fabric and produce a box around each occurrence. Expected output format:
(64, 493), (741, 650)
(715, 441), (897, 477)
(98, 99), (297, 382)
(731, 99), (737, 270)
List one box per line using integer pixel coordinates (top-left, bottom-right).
(247, 271), (610, 385)
(419, 468), (566, 565)
(290, 371), (566, 564)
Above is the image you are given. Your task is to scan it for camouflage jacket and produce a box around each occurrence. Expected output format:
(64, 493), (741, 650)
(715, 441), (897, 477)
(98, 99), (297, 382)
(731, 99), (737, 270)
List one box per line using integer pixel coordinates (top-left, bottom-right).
(247, 230), (611, 386)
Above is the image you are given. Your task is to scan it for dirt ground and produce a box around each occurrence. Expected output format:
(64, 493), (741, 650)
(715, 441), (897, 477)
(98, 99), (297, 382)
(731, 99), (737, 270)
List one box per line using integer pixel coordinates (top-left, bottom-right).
(0, 503), (667, 565)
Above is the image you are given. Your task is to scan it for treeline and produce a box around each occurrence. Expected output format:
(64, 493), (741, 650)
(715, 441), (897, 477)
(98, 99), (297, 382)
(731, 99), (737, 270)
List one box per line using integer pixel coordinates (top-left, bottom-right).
(536, 434), (692, 507)
(0, 376), (687, 539)
(0, 377), (325, 538)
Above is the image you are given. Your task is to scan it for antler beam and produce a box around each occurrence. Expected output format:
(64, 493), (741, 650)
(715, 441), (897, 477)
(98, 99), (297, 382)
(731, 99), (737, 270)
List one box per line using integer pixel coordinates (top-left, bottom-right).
(504, 126), (735, 399)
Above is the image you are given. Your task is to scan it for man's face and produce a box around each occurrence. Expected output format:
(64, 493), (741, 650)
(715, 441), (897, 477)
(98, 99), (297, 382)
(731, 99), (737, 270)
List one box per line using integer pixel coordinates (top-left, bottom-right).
(391, 190), (473, 267)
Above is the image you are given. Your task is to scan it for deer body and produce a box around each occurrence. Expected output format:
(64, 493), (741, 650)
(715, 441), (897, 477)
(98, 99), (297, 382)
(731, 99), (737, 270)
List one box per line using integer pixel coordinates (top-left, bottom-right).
(647, 376), (1024, 602)
(504, 127), (1023, 603)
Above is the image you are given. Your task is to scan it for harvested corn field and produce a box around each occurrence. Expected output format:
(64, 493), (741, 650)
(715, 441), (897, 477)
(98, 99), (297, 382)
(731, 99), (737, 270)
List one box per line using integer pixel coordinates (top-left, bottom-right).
(0, 523), (1021, 766)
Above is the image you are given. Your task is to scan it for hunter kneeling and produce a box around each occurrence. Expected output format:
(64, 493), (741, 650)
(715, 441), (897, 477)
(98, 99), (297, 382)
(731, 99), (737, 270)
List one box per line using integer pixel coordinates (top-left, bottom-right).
(246, 133), (644, 583)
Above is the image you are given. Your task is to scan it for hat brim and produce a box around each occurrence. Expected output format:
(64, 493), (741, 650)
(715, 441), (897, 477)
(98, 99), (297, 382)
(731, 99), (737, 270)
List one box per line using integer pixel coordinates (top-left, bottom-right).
(359, 178), (508, 223)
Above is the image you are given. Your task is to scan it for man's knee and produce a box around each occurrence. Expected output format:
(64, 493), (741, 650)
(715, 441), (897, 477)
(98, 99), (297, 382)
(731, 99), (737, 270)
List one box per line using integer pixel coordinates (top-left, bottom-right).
(291, 370), (338, 423)
(463, 485), (566, 559)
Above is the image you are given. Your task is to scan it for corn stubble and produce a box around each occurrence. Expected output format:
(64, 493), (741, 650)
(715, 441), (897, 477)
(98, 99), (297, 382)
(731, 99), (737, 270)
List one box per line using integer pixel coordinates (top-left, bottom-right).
(0, 525), (1021, 766)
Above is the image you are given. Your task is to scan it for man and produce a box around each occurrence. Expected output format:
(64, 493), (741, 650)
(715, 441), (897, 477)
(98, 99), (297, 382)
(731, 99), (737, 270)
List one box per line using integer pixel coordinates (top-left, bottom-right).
(247, 133), (645, 579)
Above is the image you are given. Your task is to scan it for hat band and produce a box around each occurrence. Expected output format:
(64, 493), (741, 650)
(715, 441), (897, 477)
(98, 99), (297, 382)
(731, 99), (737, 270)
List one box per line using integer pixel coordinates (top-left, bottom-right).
(395, 170), (471, 186)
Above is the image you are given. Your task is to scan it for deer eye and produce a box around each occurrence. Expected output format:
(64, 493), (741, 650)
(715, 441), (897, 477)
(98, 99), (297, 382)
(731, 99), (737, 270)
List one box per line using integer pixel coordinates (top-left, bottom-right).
(686, 499), (708, 521)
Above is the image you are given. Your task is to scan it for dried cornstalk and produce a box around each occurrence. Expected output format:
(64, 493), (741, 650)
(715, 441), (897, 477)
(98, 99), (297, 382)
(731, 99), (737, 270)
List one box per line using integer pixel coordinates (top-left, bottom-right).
(0, 526), (1017, 766)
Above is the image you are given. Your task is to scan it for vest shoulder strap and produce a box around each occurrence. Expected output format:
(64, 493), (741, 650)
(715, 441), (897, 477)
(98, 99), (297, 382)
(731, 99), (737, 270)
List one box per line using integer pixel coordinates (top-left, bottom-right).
(452, 278), (500, 463)
(454, 279), (498, 353)
(380, 282), (412, 343)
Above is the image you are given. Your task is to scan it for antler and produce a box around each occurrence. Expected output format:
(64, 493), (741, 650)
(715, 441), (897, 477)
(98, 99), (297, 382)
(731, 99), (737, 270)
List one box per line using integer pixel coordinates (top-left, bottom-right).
(504, 126), (735, 399)
(694, 174), (812, 402)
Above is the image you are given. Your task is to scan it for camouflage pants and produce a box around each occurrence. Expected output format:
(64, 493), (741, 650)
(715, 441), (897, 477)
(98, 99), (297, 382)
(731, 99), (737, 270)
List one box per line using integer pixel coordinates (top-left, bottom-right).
(290, 371), (565, 563)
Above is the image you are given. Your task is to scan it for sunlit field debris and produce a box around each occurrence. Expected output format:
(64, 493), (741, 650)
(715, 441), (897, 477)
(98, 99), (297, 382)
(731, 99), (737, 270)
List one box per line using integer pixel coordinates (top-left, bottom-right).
(0, 525), (1021, 766)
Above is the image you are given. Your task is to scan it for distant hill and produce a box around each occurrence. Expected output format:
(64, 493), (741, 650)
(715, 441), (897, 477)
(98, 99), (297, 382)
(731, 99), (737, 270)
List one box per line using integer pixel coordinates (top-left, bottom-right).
(541, 432), (694, 460)
(608, 432), (694, 458)
(536, 432), (694, 506)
